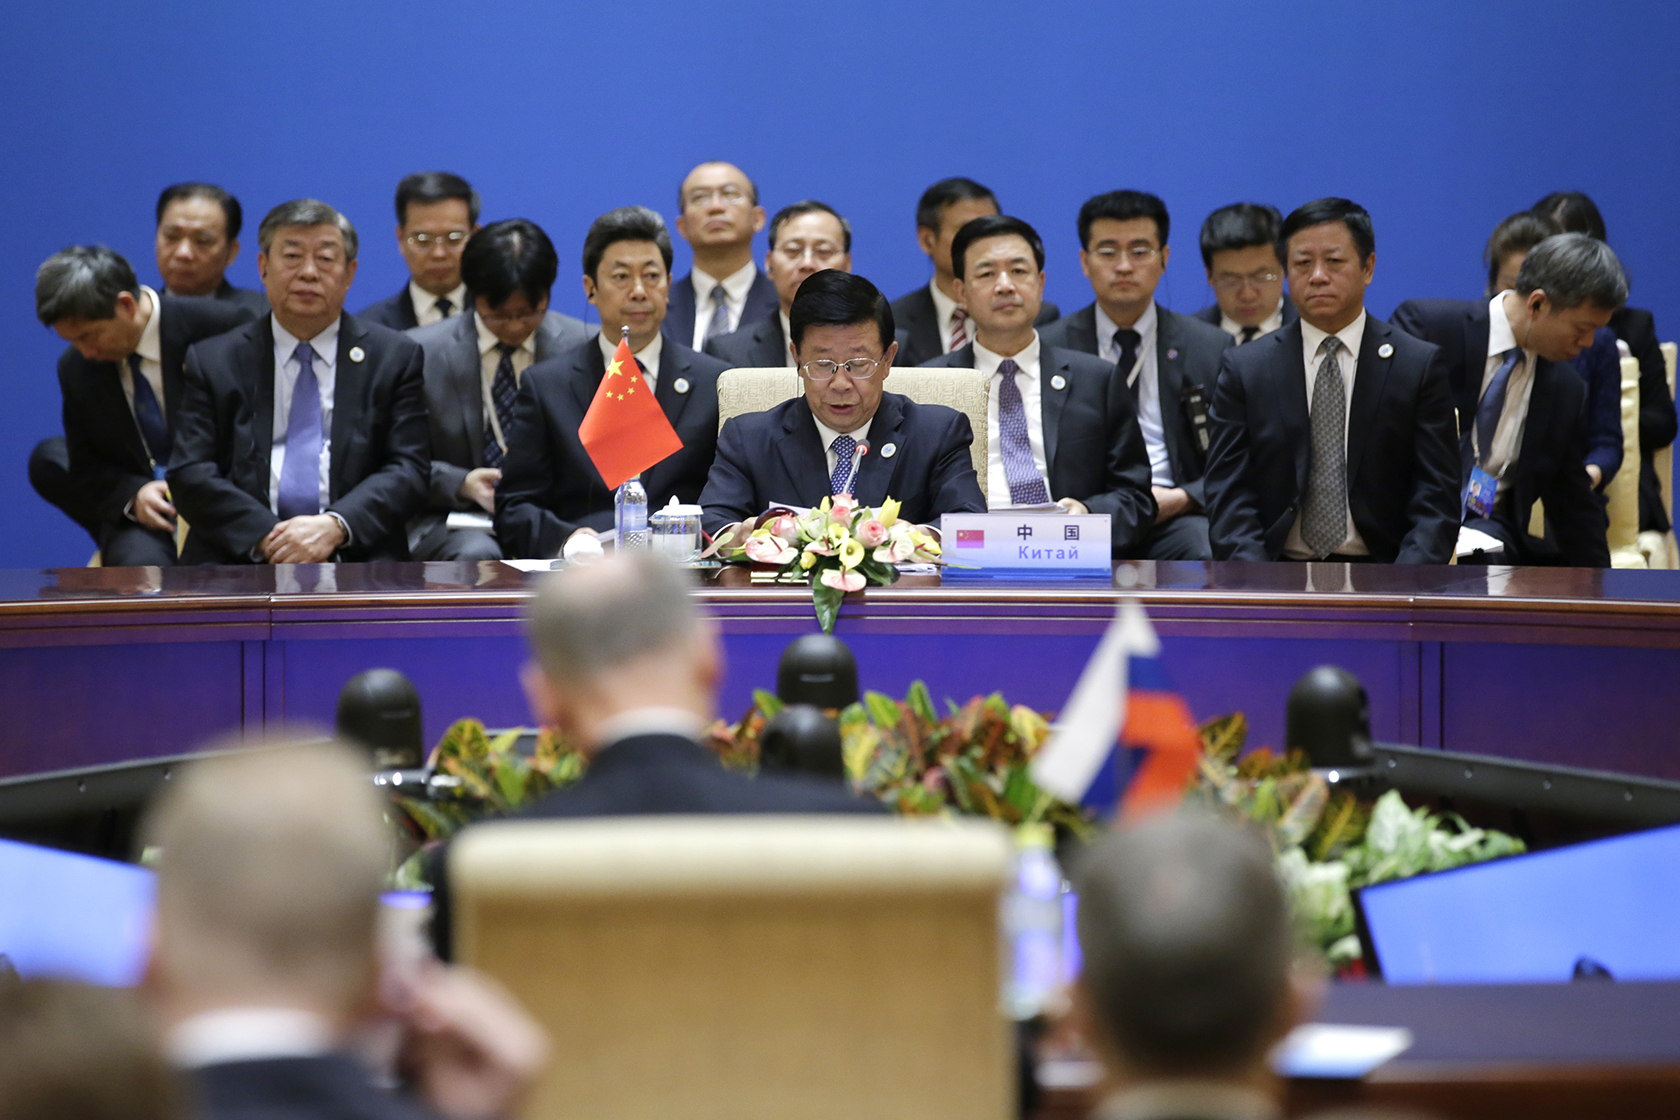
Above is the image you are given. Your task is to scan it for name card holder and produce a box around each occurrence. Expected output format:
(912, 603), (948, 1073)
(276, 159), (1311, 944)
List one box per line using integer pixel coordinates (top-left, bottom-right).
(939, 512), (1111, 580)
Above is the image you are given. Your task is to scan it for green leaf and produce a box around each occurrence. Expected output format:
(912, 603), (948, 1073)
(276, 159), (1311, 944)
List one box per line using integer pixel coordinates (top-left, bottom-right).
(752, 689), (785, 718)
(811, 583), (843, 633)
(864, 690), (903, 728)
(487, 727), (523, 756)
(906, 680), (937, 725)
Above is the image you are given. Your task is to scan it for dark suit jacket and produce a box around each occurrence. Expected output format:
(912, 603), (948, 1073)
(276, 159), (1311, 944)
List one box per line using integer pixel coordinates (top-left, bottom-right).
(193, 1053), (440, 1120)
(1039, 302), (1233, 509)
(665, 268), (779, 346)
(1390, 298), (1608, 567)
(1610, 305), (1678, 531)
(1569, 326), (1627, 487)
(430, 732), (887, 960)
(890, 284), (1061, 367)
(1203, 317), (1460, 563)
(921, 343), (1157, 555)
(703, 316), (915, 369)
(699, 392), (986, 536)
(168, 313), (431, 563)
(1191, 298), (1299, 332)
(406, 309), (591, 512)
(494, 338), (728, 557)
(57, 295), (256, 527)
(210, 278), (270, 316)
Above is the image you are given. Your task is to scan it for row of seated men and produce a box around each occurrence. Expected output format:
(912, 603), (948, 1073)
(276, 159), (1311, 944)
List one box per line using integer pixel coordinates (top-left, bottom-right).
(30, 163), (1675, 569)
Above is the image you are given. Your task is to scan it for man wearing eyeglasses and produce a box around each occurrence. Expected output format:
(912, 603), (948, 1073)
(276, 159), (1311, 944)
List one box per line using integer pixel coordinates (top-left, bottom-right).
(1193, 203), (1297, 343)
(356, 172), (480, 331)
(666, 161), (777, 351)
(496, 206), (729, 559)
(404, 219), (589, 561)
(705, 201), (852, 369)
(1203, 198), (1459, 564)
(1041, 190), (1233, 560)
(699, 270), (985, 539)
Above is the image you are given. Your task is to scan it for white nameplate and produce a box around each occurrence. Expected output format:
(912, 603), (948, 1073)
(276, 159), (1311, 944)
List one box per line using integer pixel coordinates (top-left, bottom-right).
(939, 512), (1111, 579)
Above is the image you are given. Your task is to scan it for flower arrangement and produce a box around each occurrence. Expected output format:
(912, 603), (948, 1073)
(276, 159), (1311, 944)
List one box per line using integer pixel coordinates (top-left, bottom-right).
(725, 495), (943, 632)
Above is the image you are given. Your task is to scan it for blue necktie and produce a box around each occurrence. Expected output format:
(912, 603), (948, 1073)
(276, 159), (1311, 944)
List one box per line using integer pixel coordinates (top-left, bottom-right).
(127, 353), (170, 479)
(996, 359), (1051, 505)
(830, 434), (856, 495)
(483, 343), (518, 469)
(1476, 347), (1523, 467)
(277, 342), (323, 519)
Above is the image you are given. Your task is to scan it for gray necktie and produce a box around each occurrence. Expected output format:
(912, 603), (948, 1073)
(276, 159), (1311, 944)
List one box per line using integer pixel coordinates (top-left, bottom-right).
(704, 285), (731, 344)
(1300, 337), (1347, 558)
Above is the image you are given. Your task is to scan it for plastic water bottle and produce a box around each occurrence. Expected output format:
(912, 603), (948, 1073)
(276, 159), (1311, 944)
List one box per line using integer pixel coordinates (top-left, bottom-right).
(1004, 823), (1065, 1019)
(616, 477), (649, 550)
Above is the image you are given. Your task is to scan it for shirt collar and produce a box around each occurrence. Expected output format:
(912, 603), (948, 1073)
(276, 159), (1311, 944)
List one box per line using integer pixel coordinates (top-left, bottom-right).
(592, 707), (710, 753)
(1093, 1082), (1281, 1120)
(972, 331), (1041, 377)
(1221, 298), (1285, 340)
(1096, 300), (1157, 349)
(812, 412), (873, 453)
(1488, 291), (1521, 356)
(928, 281), (962, 329)
(410, 279), (466, 319)
(166, 1007), (336, 1070)
(475, 311), (535, 358)
(272, 314), (340, 368)
(135, 285), (163, 364)
(598, 330), (663, 372)
(692, 260), (758, 306)
(1301, 309), (1367, 364)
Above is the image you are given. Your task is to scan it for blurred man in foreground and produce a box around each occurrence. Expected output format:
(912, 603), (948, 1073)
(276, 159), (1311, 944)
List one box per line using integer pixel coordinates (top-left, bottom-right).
(1071, 812), (1313, 1120)
(142, 739), (546, 1120)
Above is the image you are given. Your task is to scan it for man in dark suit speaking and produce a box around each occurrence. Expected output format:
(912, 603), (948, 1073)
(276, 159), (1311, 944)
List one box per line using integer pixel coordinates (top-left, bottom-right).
(495, 206), (729, 558)
(1204, 198), (1459, 563)
(921, 215), (1156, 556)
(33, 246), (257, 565)
(700, 270), (985, 538)
(1391, 233), (1621, 567)
(169, 199), (430, 564)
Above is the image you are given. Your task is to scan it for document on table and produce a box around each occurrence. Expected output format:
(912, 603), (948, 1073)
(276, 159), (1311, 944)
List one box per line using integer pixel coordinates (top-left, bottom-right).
(446, 512), (494, 531)
(1456, 525), (1505, 558)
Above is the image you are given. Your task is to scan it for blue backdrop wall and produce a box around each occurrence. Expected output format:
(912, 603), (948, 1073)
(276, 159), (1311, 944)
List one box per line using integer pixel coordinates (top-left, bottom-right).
(2, 0), (1676, 568)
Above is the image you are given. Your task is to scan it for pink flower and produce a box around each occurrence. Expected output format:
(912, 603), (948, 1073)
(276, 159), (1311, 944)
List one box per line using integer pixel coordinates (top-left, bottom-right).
(819, 567), (866, 593)
(769, 515), (799, 543)
(830, 494), (857, 522)
(744, 535), (796, 565)
(856, 519), (888, 547)
(872, 535), (913, 564)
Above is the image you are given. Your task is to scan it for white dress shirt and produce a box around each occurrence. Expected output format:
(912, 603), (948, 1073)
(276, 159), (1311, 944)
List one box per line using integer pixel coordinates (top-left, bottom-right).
(690, 261), (758, 350)
(121, 286), (167, 423)
(1219, 299), (1286, 342)
(974, 333), (1049, 506)
(597, 330), (663, 391)
(1284, 311), (1369, 558)
(269, 315), (338, 515)
(812, 415), (872, 484)
(410, 279), (466, 327)
(778, 311), (796, 368)
(166, 1007), (335, 1069)
(928, 281), (967, 353)
(1480, 291), (1536, 494)
(593, 706), (710, 751)
(476, 313), (537, 456)
(1098, 302), (1173, 487)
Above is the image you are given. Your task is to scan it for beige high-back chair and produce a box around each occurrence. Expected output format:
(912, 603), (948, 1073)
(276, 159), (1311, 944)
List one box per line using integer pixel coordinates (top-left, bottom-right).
(452, 815), (1015, 1120)
(716, 367), (992, 481)
(1606, 355), (1645, 567)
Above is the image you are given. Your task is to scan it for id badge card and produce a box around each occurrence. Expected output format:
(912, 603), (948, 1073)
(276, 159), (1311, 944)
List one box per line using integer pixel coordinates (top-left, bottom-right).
(152, 463), (167, 482)
(1463, 465), (1497, 519)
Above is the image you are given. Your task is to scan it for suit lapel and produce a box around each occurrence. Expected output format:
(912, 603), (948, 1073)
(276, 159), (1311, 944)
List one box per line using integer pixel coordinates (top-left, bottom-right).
(744, 271), (779, 324)
(1462, 302), (1492, 428)
(570, 339), (606, 415)
(776, 400), (833, 507)
(156, 296), (189, 417)
(250, 317), (278, 497)
(1345, 318), (1393, 490)
(850, 394), (903, 507)
(1069, 305), (1100, 354)
(1040, 346), (1069, 469)
(667, 276), (697, 343)
(1154, 312), (1189, 478)
(908, 287), (940, 361)
(454, 313), (486, 464)
(329, 314), (365, 501)
(1271, 323), (1311, 495)
(655, 345), (694, 432)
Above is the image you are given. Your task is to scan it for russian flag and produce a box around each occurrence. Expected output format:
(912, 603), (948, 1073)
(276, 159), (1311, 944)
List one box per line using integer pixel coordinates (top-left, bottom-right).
(1030, 598), (1201, 818)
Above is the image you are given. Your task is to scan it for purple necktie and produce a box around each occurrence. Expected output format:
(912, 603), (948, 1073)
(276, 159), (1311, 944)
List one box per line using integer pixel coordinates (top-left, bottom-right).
(996, 360), (1051, 505)
(277, 342), (323, 519)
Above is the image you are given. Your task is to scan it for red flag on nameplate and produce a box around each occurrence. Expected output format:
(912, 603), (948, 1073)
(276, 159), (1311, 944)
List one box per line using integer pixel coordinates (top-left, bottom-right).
(578, 333), (682, 490)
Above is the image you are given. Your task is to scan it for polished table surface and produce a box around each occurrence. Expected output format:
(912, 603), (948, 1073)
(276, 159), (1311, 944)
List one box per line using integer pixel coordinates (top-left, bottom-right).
(3, 559), (1678, 782)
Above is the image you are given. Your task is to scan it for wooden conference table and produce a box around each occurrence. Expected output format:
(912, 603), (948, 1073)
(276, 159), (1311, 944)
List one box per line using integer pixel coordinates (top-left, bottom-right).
(2, 558), (1680, 781)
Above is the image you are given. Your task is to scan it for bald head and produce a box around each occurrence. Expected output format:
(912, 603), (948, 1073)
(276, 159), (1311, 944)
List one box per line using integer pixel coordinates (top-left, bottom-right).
(1072, 812), (1294, 1078)
(142, 739), (389, 1018)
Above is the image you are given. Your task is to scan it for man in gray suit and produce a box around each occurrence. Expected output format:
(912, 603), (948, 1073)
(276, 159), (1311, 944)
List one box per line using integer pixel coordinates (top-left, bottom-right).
(406, 219), (588, 560)
(1041, 190), (1232, 560)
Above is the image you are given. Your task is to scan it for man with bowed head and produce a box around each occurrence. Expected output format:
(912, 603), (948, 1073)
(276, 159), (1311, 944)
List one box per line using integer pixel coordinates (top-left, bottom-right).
(698, 269), (986, 540)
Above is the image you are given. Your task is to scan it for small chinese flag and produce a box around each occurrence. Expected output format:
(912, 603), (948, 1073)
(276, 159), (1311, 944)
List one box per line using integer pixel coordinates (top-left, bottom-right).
(579, 335), (682, 490)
